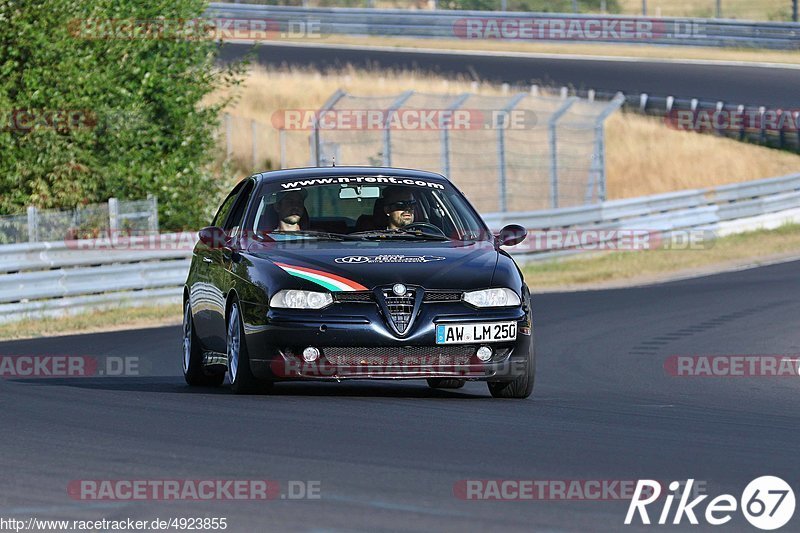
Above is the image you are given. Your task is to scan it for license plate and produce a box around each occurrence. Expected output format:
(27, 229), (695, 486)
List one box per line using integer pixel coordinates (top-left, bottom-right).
(435, 322), (517, 345)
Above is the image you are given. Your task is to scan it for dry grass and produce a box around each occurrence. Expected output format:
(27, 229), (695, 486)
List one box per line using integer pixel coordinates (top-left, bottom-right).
(605, 112), (800, 198)
(0, 304), (182, 341)
(208, 66), (800, 199)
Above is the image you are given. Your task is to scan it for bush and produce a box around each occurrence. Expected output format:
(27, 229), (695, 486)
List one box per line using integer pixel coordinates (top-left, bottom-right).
(0, 0), (243, 230)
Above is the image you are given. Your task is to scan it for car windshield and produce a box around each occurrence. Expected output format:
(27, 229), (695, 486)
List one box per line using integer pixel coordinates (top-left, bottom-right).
(248, 176), (490, 242)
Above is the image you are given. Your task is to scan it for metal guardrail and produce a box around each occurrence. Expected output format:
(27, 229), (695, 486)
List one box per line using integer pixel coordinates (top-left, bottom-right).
(2, 172), (800, 322)
(486, 172), (800, 262)
(206, 3), (800, 49)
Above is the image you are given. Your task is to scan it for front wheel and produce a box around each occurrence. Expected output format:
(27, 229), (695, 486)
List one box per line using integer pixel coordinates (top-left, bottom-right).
(488, 337), (535, 399)
(227, 300), (269, 394)
(183, 300), (224, 387)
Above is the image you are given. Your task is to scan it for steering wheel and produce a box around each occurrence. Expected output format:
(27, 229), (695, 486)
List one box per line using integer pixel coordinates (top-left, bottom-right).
(404, 222), (447, 237)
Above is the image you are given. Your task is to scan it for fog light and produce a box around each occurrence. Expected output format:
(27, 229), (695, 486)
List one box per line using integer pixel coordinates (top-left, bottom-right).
(302, 347), (320, 362)
(476, 346), (493, 362)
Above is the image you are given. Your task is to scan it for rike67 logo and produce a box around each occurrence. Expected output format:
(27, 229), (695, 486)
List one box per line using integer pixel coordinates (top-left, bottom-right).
(625, 477), (795, 530)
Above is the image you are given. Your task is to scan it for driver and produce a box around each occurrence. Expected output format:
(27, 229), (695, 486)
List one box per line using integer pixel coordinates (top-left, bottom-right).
(382, 186), (416, 230)
(273, 190), (307, 231)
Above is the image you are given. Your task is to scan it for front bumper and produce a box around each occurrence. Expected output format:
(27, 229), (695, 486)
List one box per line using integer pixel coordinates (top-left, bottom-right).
(242, 300), (532, 381)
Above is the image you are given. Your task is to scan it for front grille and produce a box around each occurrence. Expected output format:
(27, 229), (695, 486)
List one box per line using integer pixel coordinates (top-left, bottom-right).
(334, 291), (375, 303)
(320, 346), (475, 366)
(382, 288), (415, 332)
(423, 290), (463, 302)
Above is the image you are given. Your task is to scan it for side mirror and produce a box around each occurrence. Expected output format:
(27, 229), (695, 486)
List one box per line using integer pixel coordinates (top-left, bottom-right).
(497, 224), (527, 247)
(198, 226), (228, 248)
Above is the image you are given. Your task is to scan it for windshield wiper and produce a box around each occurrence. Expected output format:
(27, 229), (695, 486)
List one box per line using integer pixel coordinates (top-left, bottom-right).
(349, 229), (449, 241)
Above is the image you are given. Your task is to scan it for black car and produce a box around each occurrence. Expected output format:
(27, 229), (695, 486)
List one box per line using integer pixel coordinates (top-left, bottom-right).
(182, 167), (534, 398)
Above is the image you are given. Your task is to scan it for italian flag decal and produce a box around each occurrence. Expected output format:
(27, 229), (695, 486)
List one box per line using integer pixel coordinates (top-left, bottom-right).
(274, 262), (368, 292)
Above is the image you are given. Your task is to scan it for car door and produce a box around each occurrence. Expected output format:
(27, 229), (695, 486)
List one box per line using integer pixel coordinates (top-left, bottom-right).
(202, 180), (255, 353)
(192, 182), (246, 353)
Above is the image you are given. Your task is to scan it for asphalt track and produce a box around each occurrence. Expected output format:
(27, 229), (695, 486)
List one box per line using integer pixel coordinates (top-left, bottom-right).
(2, 259), (800, 531)
(219, 42), (800, 108)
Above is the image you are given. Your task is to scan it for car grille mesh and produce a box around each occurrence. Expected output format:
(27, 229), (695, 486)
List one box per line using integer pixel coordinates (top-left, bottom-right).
(423, 291), (463, 302)
(382, 288), (415, 332)
(320, 346), (475, 366)
(333, 292), (375, 302)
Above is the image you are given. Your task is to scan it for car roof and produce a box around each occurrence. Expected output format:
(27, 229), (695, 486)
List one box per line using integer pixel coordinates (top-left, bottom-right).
(252, 166), (450, 185)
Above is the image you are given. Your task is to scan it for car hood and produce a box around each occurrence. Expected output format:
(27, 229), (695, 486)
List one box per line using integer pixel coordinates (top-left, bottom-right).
(246, 239), (499, 290)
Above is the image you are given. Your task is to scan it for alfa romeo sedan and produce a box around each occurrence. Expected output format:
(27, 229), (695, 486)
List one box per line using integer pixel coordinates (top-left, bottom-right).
(183, 167), (534, 398)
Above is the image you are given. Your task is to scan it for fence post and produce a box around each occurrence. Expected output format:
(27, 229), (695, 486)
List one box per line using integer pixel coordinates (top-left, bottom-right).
(224, 113), (233, 160)
(279, 129), (287, 169)
(147, 194), (159, 233)
(586, 93), (625, 204)
(496, 93), (526, 212)
(313, 89), (347, 166)
(548, 97), (578, 209)
(383, 91), (414, 167)
(26, 206), (38, 243)
(108, 197), (119, 235)
(251, 119), (258, 170)
(440, 93), (470, 179)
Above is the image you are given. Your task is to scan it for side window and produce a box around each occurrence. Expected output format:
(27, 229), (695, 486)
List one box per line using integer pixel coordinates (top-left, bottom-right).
(212, 189), (239, 228)
(224, 181), (255, 236)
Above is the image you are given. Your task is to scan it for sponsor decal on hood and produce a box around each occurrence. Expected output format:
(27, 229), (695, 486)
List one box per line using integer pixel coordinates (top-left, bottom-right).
(334, 255), (446, 264)
(274, 262), (368, 292)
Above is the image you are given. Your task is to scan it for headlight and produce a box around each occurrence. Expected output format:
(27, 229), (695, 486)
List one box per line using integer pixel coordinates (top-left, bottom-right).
(463, 288), (520, 308)
(270, 289), (333, 309)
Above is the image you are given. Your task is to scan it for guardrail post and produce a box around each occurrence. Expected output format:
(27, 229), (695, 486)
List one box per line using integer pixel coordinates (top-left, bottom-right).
(548, 97), (578, 209)
(147, 194), (159, 233)
(383, 90), (414, 167)
(108, 197), (119, 235)
(26, 206), (38, 243)
(440, 93), (470, 179)
(496, 93), (527, 212)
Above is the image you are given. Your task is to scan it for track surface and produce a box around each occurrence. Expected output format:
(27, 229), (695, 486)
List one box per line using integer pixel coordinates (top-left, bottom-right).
(219, 42), (800, 108)
(2, 260), (799, 531)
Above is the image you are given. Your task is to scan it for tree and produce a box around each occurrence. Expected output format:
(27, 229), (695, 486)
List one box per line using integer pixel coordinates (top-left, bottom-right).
(0, 0), (242, 230)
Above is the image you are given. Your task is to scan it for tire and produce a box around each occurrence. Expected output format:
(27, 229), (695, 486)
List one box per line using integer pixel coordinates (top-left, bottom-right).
(488, 337), (535, 399)
(427, 378), (465, 389)
(227, 300), (268, 394)
(183, 299), (224, 387)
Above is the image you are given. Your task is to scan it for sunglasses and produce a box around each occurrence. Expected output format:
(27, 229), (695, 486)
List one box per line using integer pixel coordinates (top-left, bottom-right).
(386, 199), (417, 212)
